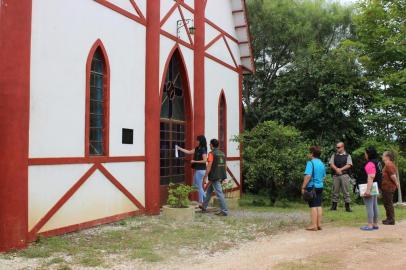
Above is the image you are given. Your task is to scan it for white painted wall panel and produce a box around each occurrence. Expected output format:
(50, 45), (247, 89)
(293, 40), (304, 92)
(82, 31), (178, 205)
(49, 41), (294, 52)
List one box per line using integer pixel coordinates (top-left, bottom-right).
(133, 0), (146, 16)
(225, 36), (242, 65)
(206, 38), (236, 67)
(161, 0), (175, 20)
(28, 164), (92, 230)
(30, 0), (146, 158)
(227, 160), (241, 185)
(179, 45), (195, 108)
(39, 169), (139, 233)
(206, 0), (238, 39)
(103, 162), (145, 206)
(184, 0), (195, 9)
(161, 6), (194, 45)
(205, 22), (221, 46)
(159, 37), (177, 91)
(205, 59), (240, 158)
(108, 0), (135, 14)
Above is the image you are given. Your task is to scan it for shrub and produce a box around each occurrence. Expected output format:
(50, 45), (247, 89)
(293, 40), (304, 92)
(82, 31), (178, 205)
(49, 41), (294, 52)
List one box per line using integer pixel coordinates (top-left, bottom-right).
(167, 183), (196, 208)
(236, 121), (309, 204)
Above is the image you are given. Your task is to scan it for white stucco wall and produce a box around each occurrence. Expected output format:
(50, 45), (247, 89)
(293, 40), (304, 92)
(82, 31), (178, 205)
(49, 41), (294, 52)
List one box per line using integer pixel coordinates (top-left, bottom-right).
(205, 59), (240, 158)
(30, 0), (146, 158)
(28, 162), (145, 232)
(205, 0), (238, 39)
(27, 0), (242, 235)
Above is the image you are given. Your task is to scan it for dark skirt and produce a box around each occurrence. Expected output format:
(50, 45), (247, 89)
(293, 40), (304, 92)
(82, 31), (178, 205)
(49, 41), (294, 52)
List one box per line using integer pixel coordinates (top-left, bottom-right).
(307, 188), (323, 208)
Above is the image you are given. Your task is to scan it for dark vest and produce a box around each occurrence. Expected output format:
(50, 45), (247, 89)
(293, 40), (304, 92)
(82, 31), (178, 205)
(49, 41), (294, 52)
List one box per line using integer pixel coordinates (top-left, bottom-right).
(192, 147), (207, 170)
(334, 154), (349, 175)
(208, 148), (227, 181)
(358, 159), (383, 187)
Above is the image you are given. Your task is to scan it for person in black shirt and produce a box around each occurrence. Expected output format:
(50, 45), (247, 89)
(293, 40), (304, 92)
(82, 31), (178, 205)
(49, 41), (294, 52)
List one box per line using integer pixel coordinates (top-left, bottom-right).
(329, 142), (353, 212)
(177, 135), (208, 204)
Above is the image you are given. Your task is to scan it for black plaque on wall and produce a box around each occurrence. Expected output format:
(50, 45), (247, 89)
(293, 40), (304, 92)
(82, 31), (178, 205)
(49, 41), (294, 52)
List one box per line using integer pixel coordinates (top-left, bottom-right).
(122, 128), (134, 144)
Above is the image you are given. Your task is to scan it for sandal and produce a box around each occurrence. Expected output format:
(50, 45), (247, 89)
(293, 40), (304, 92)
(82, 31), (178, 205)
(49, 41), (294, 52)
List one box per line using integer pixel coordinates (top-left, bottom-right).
(305, 227), (318, 231)
(360, 226), (374, 231)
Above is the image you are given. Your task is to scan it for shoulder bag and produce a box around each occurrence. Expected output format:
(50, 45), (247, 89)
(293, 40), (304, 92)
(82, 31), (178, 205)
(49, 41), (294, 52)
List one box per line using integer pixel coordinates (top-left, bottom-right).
(303, 161), (316, 202)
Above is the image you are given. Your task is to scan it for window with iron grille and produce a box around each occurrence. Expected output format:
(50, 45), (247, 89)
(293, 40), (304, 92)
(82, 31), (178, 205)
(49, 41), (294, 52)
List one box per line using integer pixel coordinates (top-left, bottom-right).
(89, 48), (106, 156)
(160, 51), (187, 185)
(219, 93), (227, 154)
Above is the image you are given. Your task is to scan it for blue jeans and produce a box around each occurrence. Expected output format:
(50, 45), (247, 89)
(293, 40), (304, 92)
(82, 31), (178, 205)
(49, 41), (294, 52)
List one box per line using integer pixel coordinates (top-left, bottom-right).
(202, 180), (228, 215)
(363, 195), (379, 224)
(194, 170), (206, 203)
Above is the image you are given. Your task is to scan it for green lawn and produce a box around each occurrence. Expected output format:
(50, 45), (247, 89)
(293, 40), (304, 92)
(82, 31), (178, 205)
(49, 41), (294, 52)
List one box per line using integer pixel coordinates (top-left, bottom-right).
(239, 194), (406, 227)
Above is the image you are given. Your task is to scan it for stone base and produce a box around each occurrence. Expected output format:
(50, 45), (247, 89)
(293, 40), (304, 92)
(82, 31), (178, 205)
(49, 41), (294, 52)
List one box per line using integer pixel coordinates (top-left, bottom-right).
(161, 205), (195, 222)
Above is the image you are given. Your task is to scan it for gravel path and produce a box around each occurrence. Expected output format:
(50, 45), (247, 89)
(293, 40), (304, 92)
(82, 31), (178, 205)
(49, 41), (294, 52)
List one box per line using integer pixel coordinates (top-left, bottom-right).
(2, 213), (405, 270)
(168, 221), (406, 270)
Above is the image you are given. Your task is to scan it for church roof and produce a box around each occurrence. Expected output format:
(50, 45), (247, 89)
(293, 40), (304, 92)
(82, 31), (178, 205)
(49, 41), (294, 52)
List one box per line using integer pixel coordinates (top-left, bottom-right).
(231, 0), (255, 74)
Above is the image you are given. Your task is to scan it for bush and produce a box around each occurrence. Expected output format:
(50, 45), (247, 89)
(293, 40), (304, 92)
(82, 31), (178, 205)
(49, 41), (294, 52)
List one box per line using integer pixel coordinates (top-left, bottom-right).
(236, 121), (309, 204)
(167, 183), (196, 208)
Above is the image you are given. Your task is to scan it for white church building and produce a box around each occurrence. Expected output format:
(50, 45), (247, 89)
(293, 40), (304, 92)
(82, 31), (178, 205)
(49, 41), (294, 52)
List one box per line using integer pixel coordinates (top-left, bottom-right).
(0, 0), (254, 251)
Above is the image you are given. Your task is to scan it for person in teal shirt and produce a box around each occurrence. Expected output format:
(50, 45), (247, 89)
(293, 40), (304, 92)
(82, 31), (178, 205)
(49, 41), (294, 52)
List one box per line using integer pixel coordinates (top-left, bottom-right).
(301, 146), (326, 231)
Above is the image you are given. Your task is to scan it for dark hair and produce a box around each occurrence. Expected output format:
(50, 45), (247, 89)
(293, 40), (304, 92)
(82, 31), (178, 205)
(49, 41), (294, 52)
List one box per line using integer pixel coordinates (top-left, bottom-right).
(309, 146), (321, 158)
(210, 139), (219, 148)
(197, 135), (207, 149)
(365, 146), (378, 160)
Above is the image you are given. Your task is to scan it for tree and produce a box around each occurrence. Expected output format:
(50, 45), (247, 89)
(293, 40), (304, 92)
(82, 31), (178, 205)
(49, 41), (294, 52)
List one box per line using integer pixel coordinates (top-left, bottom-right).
(245, 0), (369, 150)
(237, 121), (308, 204)
(350, 0), (406, 142)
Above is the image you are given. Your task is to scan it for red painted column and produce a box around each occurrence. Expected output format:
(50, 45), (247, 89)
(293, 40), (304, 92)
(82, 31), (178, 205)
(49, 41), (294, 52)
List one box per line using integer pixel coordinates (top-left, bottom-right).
(0, 0), (32, 251)
(193, 0), (206, 137)
(144, 0), (161, 214)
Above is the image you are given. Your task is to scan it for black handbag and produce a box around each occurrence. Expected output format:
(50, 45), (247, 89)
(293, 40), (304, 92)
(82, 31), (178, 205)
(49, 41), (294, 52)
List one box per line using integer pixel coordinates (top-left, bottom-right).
(303, 161), (316, 202)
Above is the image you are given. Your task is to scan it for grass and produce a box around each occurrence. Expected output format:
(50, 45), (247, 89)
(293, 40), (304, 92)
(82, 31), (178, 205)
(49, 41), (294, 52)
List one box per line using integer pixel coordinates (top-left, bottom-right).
(1, 209), (306, 269)
(240, 194), (406, 227)
(274, 253), (342, 270)
(2, 194), (406, 269)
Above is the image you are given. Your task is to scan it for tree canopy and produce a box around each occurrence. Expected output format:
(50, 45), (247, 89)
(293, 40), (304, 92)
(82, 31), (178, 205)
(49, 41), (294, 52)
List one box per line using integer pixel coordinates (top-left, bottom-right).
(245, 0), (405, 150)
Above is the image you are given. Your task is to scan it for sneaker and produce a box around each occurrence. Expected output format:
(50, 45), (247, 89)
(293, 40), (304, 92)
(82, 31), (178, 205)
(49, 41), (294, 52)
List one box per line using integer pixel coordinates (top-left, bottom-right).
(373, 226), (379, 230)
(360, 226), (374, 231)
(215, 211), (228, 216)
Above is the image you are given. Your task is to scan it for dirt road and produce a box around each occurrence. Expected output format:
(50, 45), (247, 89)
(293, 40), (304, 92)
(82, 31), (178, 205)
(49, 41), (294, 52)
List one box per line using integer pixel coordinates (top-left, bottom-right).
(165, 221), (406, 270)
(2, 221), (406, 270)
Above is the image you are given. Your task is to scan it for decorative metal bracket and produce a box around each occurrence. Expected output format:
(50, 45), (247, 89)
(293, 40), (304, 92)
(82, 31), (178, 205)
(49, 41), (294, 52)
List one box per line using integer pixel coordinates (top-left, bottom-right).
(176, 19), (195, 38)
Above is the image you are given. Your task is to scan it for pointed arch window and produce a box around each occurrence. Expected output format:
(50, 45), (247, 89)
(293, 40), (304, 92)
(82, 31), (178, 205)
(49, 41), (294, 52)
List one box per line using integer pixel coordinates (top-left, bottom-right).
(86, 44), (110, 156)
(219, 92), (227, 155)
(160, 50), (188, 185)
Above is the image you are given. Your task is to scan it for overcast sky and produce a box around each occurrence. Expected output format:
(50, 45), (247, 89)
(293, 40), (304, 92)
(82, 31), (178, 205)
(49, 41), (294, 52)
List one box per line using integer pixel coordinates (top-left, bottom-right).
(338, 0), (356, 4)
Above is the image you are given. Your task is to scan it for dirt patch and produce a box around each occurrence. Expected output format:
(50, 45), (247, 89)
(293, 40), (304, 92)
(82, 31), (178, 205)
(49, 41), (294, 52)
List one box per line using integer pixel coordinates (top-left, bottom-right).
(163, 221), (406, 270)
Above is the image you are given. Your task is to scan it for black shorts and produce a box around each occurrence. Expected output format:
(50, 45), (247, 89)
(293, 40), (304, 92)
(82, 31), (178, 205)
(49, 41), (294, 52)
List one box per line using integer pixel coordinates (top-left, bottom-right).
(307, 188), (323, 208)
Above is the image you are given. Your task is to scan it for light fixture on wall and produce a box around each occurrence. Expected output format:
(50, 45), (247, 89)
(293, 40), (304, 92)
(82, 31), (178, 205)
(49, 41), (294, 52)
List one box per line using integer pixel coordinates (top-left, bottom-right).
(176, 19), (195, 38)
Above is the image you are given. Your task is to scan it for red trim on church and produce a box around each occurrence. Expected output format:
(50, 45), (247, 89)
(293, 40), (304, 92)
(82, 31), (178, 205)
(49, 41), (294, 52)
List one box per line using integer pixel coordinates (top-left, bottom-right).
(144, 0), (161, 215)
(194, 0), (206, 140)
(85, 39), (111, 158)
(0, 0), (32, 252)
(218, 90), (228, 157)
